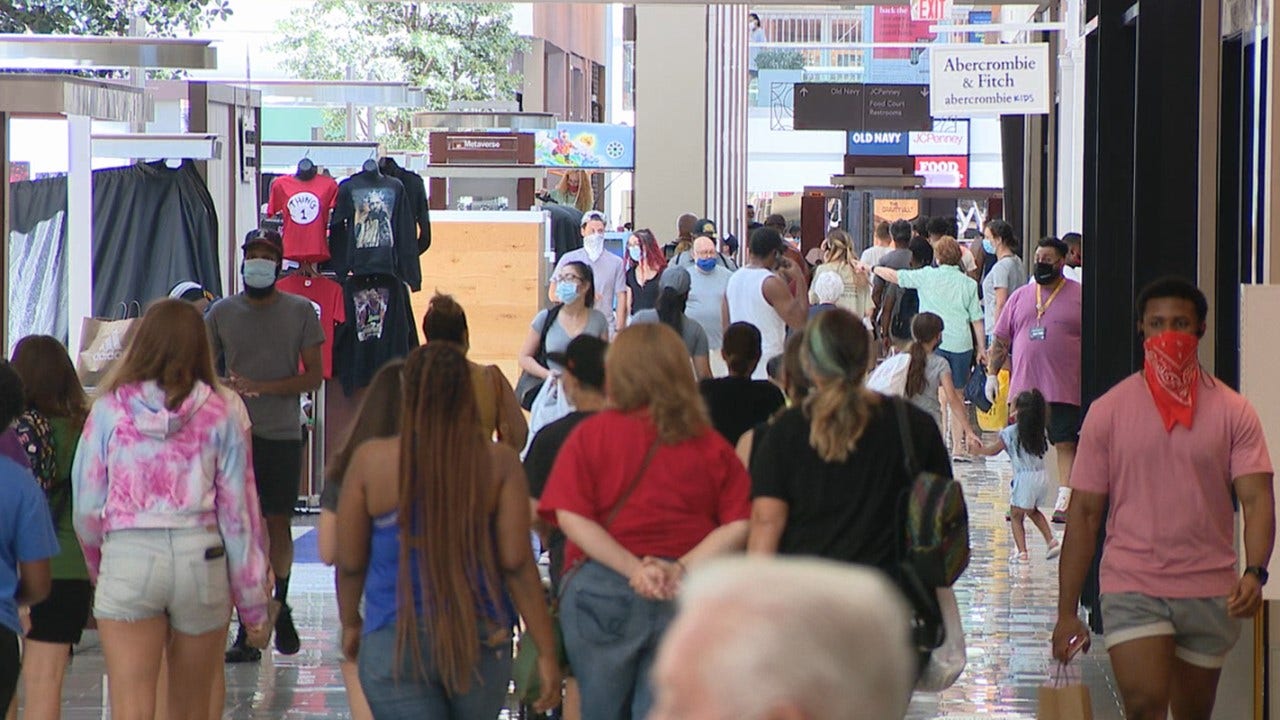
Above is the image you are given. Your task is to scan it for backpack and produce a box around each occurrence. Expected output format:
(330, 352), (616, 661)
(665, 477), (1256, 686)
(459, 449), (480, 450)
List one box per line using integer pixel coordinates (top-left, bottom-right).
(890, 288), (920, 340)
(13, 409), (68, 529)
(894, 399), (970, 588)
(866, 353), (911, 396)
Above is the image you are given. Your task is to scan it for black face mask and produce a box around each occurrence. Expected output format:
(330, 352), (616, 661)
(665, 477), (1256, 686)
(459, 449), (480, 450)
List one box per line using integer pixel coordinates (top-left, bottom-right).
(1033, 262), (1060, 285)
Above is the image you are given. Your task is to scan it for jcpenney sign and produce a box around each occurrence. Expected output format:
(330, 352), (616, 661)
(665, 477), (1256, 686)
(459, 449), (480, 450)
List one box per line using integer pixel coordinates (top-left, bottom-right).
(847, 119), (969, 156)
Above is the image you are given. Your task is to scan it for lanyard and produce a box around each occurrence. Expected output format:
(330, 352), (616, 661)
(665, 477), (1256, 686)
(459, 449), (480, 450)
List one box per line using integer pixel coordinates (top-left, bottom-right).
(1036, 280), (1065, 322)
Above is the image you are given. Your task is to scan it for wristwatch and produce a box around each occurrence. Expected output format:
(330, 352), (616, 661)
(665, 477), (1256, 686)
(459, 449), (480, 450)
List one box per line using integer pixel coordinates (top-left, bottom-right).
(1244, 566), (1270, 586)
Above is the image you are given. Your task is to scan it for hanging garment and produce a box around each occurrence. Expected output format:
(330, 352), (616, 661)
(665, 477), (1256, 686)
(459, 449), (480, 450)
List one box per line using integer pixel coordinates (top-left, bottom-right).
(378, 158), (432, 254)
(329, 170), (421, 291)
(269, 173), (339, 263)
(333, 274), (419, 396)
(277, 273), (346, 380)
(11, 161), (221, 336)
(8, 178), (68, 353)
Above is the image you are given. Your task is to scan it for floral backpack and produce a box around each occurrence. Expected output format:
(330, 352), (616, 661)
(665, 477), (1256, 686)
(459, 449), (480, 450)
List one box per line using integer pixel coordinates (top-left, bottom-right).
(13, 409), (66, 529)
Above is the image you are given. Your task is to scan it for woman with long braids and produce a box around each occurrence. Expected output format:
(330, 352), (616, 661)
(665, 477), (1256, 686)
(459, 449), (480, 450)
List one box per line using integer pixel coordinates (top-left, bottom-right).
(747, 309), (952, 580)
(336, 344), (559, 718)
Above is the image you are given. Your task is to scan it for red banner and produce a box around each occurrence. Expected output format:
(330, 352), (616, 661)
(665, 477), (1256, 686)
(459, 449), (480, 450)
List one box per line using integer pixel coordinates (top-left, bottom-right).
(915, 156), (968, 188)
(874, 6), (936, 60)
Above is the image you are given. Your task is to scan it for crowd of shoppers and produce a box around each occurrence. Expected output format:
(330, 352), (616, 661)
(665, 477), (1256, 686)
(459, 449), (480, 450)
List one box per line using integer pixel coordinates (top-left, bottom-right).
(0, 200), (1270, 720)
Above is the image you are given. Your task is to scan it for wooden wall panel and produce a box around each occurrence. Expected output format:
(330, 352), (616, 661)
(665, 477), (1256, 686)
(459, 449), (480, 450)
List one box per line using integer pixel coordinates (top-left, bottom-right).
(409, 220), (546, 381)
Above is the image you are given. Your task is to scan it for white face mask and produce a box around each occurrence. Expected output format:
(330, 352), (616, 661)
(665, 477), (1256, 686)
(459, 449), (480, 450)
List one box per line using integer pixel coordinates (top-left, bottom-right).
(583, 233), (605, 260)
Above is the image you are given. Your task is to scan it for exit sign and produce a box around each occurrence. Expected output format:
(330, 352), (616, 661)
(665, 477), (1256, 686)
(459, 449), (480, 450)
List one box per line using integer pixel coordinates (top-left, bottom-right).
(911, 0), (952, 22)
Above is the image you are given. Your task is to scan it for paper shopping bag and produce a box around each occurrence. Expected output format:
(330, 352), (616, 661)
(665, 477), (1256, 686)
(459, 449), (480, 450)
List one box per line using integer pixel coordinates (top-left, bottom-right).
(1037, 664), (1094, 720)
(76, 305), (140, 387)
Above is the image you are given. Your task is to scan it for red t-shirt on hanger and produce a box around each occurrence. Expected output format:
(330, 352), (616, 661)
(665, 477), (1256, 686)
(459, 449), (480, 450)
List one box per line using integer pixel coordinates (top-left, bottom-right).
(278, 273), (346, 379)
(269, 174), (340, 263)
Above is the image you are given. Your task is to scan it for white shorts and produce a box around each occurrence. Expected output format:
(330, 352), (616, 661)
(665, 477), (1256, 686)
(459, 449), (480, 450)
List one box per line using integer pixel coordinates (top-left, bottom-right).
(94, 527), (231, 636)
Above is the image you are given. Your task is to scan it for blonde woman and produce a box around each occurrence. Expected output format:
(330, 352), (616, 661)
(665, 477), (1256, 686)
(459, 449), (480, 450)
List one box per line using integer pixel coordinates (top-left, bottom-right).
(748, 309), (951, 579)
(541, 170), (594, 213)
(539, 323), (751, 720)
(809, 229), (871, 317)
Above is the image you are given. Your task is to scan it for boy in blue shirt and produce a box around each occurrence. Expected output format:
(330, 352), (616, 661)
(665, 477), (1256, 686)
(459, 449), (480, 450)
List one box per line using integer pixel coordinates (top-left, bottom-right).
(0, 359), (58, 714)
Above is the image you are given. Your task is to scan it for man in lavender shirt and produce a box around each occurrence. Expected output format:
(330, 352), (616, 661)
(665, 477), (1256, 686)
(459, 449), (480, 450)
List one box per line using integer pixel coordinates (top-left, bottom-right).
(985, 237), (1081, 519)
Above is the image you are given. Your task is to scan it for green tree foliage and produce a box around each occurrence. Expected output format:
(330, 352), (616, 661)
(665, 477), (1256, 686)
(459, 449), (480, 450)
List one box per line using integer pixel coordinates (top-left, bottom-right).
(275, 0), (526, 149)
(0, 0), (233, 36)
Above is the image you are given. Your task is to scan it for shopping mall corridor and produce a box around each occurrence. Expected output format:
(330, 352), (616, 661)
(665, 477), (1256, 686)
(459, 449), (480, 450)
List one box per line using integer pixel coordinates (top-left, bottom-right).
(42, 452), (1125, 719)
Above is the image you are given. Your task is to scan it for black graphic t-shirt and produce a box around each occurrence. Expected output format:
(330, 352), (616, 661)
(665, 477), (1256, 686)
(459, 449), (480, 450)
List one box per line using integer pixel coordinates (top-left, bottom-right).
(330, 171), (421, 291)
(378, 158), (431, 254)
(334, 274), (419, 395)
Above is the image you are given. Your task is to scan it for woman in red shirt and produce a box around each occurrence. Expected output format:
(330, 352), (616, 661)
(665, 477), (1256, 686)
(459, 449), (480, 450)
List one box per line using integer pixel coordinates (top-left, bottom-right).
(539, 323), (750, 720)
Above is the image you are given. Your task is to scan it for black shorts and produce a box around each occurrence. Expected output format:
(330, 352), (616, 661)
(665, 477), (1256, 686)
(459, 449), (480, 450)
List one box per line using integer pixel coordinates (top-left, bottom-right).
(252, 436), (304, 517)
(0, 626), (17, 714)
(1048, 403), (1082, 445)
(27, 579), (92, 645)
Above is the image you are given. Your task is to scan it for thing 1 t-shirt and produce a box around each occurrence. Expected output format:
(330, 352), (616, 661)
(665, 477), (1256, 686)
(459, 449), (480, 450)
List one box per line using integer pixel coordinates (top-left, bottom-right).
(1071, 373), (1273, 598)
(277, 274), (346, 380)
(269, 174), (339, 263)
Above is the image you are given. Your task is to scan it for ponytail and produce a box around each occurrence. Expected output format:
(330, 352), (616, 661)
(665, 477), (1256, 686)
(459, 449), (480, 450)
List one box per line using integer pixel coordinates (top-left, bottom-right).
(904, 341), (929, 398)
(802, 309), (877, 463)
(906, 312), (944, 398)
(806, 378), (877, 463)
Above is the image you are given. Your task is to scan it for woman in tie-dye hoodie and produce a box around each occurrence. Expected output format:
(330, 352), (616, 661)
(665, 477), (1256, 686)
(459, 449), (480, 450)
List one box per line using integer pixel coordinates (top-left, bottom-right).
(71, 300), (271, 720)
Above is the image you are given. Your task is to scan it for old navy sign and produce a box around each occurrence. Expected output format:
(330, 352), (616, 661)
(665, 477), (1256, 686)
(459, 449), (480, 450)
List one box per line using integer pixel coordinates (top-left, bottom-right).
(847, 119), (969, 156)
(847, 130), (910, 156)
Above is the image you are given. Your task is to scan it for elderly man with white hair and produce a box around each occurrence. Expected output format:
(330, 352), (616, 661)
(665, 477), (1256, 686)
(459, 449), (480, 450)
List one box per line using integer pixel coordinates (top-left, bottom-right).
(648, 557), (916, 720)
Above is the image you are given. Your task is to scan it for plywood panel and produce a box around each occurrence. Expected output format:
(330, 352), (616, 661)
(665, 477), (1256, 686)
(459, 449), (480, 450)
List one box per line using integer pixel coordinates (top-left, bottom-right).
(411, 220), (547, 382)
(1240, 285), (1280, 600)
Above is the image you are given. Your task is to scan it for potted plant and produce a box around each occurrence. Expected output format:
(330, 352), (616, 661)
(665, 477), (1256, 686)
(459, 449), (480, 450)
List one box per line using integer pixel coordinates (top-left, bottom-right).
(755, 49), (807, 109)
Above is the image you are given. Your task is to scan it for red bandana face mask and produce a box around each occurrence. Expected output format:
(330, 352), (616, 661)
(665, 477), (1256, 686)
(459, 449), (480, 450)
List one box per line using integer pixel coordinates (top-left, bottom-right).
(1143, 330), (1201, 431)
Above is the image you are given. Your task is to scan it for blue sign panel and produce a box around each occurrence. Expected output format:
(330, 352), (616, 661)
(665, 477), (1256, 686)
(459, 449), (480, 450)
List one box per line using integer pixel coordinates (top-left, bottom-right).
(535, 123), (635, 170)
(967, 11), (993, 43)
(846, 130), (910, 156)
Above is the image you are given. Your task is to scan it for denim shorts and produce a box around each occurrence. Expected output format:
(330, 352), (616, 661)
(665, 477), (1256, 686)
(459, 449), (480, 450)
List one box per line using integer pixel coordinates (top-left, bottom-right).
(935, 348), (974, 389)
(1101, 593), (1241, 669)
(94, 527), (231, 636)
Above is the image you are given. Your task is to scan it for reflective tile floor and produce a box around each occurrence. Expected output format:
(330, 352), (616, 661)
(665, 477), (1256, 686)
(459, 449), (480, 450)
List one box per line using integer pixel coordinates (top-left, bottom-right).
(32, 452), (1125, 719)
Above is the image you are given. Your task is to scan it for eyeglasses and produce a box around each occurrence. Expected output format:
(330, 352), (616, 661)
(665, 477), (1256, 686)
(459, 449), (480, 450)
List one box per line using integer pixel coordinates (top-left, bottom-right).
(552, 274), (584, 284)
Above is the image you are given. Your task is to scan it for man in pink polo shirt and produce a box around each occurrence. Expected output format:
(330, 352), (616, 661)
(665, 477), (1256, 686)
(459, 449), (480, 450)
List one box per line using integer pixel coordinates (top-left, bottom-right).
(986, 237), (1082, 520)
(1052, 278), (1274, 720)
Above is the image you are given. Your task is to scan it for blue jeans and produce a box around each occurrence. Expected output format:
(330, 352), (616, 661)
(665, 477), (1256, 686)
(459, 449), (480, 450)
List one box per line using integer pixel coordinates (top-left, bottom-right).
(560, 560), (676, 720)
(357, 622), (512, 720)
(935, 348), (974, 390)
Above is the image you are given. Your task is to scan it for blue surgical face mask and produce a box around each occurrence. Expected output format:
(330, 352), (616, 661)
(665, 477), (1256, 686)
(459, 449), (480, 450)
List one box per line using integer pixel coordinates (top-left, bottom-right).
(628, 245), (643, 262)
(982, 237), (996, 255)
(696, 257), (718, 273)
(555, 281), (579, 304)
(242, 258), (278, 290)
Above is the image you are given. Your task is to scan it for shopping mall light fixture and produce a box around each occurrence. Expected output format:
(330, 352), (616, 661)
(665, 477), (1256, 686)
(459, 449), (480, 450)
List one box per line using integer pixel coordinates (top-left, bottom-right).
(0, 34), (216, 70)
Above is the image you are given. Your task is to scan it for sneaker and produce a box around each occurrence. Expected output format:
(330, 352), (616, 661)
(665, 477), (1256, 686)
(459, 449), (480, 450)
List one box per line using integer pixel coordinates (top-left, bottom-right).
(1046, 540), (1062, 560)
(275, 603), (301, 655)
(1052, 509), (1069, 524)
(1012, 551), (1030, 563)
(225, 626), (261, 664)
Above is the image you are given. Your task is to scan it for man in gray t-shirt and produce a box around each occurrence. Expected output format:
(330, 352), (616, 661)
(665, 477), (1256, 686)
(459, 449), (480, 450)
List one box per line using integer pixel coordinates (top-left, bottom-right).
(206, 230), (324, 662)
(684, 237), (735, 376)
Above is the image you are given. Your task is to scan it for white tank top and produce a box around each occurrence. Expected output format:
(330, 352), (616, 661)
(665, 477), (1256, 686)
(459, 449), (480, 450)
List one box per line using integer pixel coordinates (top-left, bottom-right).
(725, 266), (787, 380)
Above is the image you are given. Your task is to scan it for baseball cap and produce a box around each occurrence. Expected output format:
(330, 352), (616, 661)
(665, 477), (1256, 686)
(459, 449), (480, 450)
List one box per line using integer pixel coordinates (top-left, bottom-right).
(545, 335), (607, 391)
(693, 218), (717, 238)
(242, 229), (284, 259)
(658, 266), (691, 295)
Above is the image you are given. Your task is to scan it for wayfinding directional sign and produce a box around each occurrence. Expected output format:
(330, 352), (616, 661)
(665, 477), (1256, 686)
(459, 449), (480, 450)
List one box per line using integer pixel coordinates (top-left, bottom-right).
(793, 83), (933, 132)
